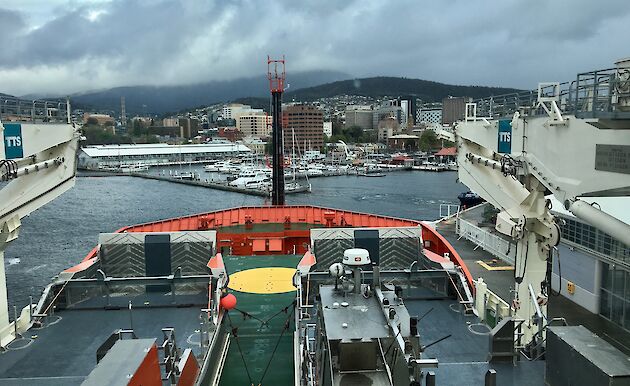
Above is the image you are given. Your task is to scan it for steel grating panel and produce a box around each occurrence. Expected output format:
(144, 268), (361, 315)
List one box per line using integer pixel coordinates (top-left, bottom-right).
(313, 238), (355, 269)
(98, 231), (216, 278)
(311, 227), (422, 270)
(379, 236), (420, 269)
(170, 232), (215, 275)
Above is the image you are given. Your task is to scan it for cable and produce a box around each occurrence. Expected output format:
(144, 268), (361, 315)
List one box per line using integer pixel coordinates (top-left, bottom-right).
(383, 328), (402, 358)
(233, 307), (267, 325)
(550, 246), (562, 297)
(515, 236), (529, 285)
(226, 311), (254, 385)
(258, 305), (295, 385)
(259, 300), (296, 327)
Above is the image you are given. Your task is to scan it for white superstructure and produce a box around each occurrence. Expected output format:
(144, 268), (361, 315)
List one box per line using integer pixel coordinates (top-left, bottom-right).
(444, 61), (630, 351)
(1, 99), (79, 347)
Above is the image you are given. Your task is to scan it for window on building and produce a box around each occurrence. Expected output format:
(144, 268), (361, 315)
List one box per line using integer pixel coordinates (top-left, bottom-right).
(600, 262), (630, 330)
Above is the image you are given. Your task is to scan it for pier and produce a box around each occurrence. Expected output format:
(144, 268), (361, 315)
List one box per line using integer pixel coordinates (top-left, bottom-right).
(79, 170), (273, 197)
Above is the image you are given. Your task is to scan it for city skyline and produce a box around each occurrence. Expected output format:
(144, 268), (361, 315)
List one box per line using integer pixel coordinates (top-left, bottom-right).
(1, 0), (629, 96)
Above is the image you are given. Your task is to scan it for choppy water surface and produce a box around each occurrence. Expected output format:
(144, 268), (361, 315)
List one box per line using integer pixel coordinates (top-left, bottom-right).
(4, 171), (464, 310)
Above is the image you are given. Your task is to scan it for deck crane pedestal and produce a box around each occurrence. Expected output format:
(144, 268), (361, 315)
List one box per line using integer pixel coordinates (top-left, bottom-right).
(442, 62), (630, 351)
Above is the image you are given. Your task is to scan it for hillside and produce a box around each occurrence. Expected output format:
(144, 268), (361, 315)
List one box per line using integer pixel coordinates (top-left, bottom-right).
(14, 75), (522, 116)
(286, 77), (521, 102)
(66, 70), (350, 115)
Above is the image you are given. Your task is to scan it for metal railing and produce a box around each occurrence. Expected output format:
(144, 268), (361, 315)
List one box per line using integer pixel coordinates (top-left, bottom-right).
(471, 65), (630, 120)
(574, 67), (630, 119)
(0, 96), (71, 123)
(457, 217), (515, 265)
(439, 203), (460, 219)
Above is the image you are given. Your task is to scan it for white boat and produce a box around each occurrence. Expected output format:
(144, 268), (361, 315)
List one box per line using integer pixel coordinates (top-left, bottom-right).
(228, 173), (270, 189)
(237, 167), (271, 178)
(306, 168), (324, 177)
(120, 164), (149, 173)
(172, 171), (196, 180)
(203, 163), (220, 172)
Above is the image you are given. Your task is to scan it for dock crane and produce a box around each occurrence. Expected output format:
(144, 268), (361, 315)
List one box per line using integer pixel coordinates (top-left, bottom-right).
(441, 60), (630, 351)
(0, 98), (79, 347)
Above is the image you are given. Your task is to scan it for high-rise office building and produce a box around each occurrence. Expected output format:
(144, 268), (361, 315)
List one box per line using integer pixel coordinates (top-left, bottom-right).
(282, 104), (324, 152)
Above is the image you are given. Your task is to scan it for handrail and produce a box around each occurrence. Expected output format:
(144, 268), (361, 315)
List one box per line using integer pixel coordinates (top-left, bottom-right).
(470, 65), (630, 120)
(0, 96), (71, 123)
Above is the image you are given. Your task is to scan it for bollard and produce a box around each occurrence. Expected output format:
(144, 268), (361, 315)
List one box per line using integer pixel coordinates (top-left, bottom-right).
(426, 371), (436, 386)
(485, 369), (497, 386)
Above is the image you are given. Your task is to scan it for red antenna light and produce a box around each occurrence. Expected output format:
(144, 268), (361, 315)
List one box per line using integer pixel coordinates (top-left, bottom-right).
(267, 55), (286, 93)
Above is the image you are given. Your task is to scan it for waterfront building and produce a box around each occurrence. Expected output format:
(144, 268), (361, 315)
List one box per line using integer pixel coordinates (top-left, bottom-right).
(236, 113), (272, 138)
(83, 113), (115, 126)
(322, 121), (333, 138)
(163, 118), (178, 127)
(221, 103), (265, 120)
(345, 105), (373, 130)
(419, 107), (442, 124)
(387, 134), (419, 150)
(398, 96), (417, 128)
(373, 102), (404, 128)
(242, 136), (267, 155)
(221, 103), (249, 120)
(282, 104), (324, 152)
(377, 116), (400, 142)
(434, 147), (457, 163)
(78, 143), (251, 169)
(218, 126), (242, 142)
(442, 96), (471, 125)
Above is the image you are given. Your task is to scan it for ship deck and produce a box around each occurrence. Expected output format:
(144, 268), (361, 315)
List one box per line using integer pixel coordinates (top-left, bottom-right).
(405, 296), (544, 385)
(0, 293), (206, 385)
(217, 253), (300, 385)
(435, 218), (630, 356)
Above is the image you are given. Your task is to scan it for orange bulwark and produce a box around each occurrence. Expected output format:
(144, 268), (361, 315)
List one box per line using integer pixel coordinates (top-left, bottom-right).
(76, 205), (475, 291)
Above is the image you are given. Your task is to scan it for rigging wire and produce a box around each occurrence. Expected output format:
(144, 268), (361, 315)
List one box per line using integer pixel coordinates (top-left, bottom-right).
(260, 300), (296, 327)
(225, 311), (254, 385)
(258, 305), (296, 385)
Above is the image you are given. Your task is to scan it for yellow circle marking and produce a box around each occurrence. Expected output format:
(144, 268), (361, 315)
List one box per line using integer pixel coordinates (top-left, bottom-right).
(228, 267), (297, 294)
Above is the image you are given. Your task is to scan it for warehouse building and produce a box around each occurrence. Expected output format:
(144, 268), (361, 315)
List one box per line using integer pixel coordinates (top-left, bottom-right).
(78, 143), (251, 169)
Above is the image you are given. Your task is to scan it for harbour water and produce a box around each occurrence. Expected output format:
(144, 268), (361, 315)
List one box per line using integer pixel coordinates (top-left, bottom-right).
(4, 171), (464, 312)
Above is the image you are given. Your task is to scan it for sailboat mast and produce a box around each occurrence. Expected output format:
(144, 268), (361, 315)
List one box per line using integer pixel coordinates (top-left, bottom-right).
(268, 56), (286, 206)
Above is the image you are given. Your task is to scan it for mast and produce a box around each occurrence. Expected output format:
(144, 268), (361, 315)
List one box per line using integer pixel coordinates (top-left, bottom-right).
(268, 56), (286, 205)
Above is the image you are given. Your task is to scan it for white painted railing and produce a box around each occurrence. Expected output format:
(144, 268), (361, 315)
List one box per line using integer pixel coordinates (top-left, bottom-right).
(439, 204), (460, 219)
(456, 217), (516, 265)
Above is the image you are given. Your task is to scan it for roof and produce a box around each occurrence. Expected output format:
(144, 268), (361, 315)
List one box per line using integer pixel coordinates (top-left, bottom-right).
(80, 143), (251, 157)
(435, 147), (457, 156)
(388, 134), (418, 139)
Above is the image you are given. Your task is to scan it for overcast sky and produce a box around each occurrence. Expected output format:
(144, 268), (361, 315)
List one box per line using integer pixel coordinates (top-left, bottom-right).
(1, 0), (629, 96)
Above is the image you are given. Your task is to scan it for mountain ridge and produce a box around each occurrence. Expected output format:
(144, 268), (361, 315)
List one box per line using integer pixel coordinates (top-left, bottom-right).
(9, 74), (522, 116)
(60, 70), (351, 115)
(285, 76), (521, 101)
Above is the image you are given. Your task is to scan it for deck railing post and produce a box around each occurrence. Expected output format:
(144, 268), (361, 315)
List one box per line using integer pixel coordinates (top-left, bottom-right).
(485, 369), (497, 386)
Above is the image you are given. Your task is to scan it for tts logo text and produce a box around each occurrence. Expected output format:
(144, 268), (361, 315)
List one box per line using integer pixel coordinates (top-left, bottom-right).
(499, 132), (511, 142)
(5, 136), (22, 147)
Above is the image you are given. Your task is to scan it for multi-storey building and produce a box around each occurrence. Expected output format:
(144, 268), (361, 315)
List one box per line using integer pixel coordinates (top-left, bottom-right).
(373, 102), (404, 129)
(236, 114), (272, 138)
(282, 104), (324, 152)
(419, 107), (442, 124)
(345, 105), (373, 130)
(442, 96), (471, 125)
(323, 122), (333, 138)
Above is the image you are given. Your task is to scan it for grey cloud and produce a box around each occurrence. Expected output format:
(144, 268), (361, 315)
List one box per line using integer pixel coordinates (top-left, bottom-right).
(0, 0), (629, 96)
